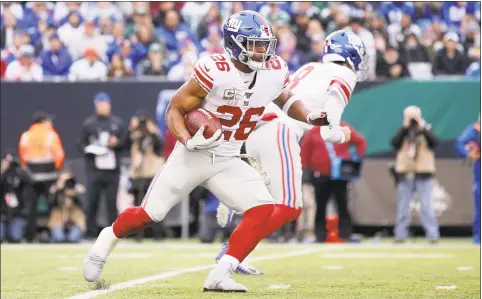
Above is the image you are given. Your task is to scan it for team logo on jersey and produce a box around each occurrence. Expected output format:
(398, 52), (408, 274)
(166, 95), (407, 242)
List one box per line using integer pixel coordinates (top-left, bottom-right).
(244, 92), (253, 99)
(223, 88), (236, 100)
(227, 19), (242, 32)
(223, 88), (249, 106)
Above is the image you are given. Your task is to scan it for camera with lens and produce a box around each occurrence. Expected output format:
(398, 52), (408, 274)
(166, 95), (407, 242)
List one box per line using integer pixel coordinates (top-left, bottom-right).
(407, 118), (420, 142)
(64, 177), (77, 190)
(138, 116), (148, 131)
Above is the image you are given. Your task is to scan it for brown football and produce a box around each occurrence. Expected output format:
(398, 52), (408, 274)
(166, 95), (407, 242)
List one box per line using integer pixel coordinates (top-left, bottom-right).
(185, 108), (222, 139)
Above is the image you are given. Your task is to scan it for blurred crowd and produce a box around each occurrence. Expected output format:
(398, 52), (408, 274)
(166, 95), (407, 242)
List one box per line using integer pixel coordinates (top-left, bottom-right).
(0, 1), (480, 82)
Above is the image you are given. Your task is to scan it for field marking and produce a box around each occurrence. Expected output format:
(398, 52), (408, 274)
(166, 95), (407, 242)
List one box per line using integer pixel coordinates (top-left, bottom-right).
(268, 284), (292, 289)
(43, 253), (218, 259)
(67, 248), (321, 299)
(321, 253), (454, 259)
(436, 285), (457, 290)
(456, 266), (473, 271)
(44, 253), (155, 259)
(323, 265), (343, 270)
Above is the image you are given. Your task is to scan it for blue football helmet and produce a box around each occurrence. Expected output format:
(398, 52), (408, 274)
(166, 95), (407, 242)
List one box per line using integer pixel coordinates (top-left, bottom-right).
(322, 30), (368, 81)
(222, 10), (277, 71)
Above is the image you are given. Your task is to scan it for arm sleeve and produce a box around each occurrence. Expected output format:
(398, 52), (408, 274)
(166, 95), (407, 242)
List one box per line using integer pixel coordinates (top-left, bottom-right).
(51, 132), (65, 169)
(391, 128), (409, 150)
(18, 132), (28, 167)
(78, 120), (90, 154)
(319, 70), (355, 143)
(151, 133), (163, 156)
(350, 127), (367, 156)
(191, 55), (218, 93)
(114, 119), (130, 151)
(455, 125), (474, 158)
(421, 127), (439, 149)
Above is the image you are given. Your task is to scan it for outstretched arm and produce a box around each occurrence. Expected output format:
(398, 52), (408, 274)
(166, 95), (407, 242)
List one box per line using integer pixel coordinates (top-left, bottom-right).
(273, 89), (328, 125)
(273, 89), (350, 143)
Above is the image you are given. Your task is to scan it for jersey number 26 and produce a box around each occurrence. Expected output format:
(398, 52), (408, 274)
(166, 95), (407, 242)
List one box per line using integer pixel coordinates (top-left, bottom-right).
(216, 106), (265, 141)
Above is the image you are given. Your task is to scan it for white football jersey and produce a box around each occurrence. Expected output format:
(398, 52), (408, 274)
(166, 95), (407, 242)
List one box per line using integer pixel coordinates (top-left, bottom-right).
(192, 53), (290, 156)
(264, 61), (357, 140)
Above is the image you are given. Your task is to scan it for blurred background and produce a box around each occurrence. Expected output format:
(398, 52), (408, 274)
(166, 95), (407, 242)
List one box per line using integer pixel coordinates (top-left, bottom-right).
(0, 1), (480, 245)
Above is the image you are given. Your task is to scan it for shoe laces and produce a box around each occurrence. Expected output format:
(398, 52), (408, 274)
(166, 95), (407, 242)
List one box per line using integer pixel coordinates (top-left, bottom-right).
(86, 254), (105, 267)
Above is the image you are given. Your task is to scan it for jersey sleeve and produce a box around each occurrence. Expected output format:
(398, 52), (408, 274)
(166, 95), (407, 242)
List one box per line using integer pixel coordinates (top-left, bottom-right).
(318, 65), (358, 143)
(326, 65), (357, 104)
(191, 55), (219, 93)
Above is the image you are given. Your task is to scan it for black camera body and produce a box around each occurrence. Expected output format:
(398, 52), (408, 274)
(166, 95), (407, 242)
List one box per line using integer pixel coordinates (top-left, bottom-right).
(407, 118), (420, 142)
(64, 177), (77, 190)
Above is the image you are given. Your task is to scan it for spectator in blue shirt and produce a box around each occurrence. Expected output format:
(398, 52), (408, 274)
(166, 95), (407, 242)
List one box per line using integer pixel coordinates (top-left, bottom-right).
(455, 118), (481, 244)
(38, 33), (72, 77)
(465, 46), (481, 78)
(22, 2), (54, 31)
(442, 2), (478, 31)
(114, 39), (147, 71)
(155, 10), (200, 66)
(379, 2), (416, 25)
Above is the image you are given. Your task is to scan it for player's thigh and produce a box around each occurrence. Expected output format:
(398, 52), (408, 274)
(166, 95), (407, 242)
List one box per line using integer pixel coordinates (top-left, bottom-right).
(203, 158), (274, 213)
(249, 122), (302, 208)
(141, 143), (208, 222)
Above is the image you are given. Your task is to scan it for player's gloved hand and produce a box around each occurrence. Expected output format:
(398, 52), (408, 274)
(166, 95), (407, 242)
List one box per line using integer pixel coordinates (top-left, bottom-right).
(184, 125), (223, 151)
(306, 110), (330, 126)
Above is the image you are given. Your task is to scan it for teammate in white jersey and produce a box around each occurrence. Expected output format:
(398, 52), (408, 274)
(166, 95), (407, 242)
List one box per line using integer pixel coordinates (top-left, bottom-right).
(83, 10), (330, 293)
(215, 30), (369, 274)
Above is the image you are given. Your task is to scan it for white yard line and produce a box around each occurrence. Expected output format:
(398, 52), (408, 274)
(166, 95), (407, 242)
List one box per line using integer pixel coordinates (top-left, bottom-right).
(67, 248), (321, 299)
(268, 284), (292, 289)
(436, 285), (457, 290)
(321, 253), (454, 259)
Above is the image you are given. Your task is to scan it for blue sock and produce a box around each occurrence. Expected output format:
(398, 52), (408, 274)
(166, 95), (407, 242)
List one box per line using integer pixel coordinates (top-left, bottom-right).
(215, 243), (228, 261)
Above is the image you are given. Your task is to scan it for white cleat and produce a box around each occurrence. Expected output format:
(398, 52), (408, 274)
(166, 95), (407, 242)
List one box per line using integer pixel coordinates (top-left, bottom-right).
(82, 226), (119, 282)
(203, 274), (248, 293)
(83, 251), (106, 282)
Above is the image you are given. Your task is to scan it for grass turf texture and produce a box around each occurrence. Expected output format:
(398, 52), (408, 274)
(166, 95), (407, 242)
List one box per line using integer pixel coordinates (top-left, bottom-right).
(1, 239), (480, 299)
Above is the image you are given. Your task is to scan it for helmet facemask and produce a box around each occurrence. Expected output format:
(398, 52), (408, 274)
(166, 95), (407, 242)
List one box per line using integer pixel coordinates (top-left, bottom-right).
(232, 35), (277, 71)
(348, 46), (368, 82)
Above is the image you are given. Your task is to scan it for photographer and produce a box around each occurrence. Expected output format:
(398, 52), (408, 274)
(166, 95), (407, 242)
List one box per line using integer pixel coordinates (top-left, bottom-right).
(0, 152), (30, 243)
(48, 170), (86, 243)
(391, 106), (440, 243)
(127, 110), (165, 241)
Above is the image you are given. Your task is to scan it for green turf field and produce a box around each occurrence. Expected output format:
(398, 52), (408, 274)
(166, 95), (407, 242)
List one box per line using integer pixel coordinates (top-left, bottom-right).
(1, 239), (480, 299)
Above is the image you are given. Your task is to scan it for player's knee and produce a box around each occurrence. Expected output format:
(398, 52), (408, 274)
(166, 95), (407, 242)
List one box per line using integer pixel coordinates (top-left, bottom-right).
(149, 205), (171, 223)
